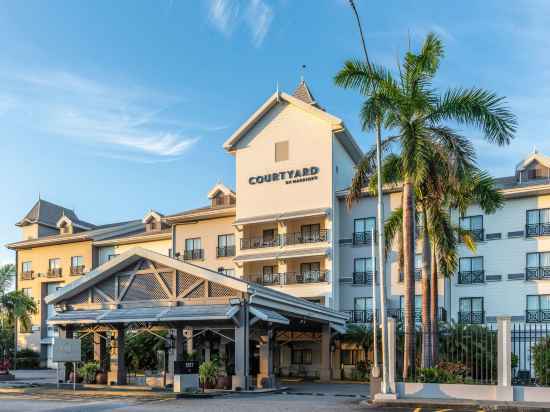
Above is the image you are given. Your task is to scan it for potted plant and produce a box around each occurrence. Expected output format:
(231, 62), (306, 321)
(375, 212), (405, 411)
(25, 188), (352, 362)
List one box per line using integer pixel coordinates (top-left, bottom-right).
(199, 360), (219, 391)
(78, 361), (100, 384)
(215, 355), (233, 389)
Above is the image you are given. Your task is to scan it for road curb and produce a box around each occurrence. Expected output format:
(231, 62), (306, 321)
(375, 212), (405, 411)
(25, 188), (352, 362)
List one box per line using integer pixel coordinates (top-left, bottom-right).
(360, 398), (550, 411)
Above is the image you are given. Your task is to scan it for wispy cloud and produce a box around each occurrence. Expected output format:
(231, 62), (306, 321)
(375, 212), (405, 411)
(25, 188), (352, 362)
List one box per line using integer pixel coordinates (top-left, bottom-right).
(207, 0), (274, 47)
(0, 70), (208, 162)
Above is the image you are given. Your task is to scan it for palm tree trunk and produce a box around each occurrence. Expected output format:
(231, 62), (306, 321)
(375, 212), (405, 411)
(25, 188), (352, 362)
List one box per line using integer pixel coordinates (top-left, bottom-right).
(402, 179), (416, 380)
(430, 246), (439, 364)
(420, 208), (432, 369)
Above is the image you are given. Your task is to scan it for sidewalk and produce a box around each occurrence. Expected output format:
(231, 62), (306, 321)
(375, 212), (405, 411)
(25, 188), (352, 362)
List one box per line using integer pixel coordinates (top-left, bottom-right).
(364, 397), (550, 411)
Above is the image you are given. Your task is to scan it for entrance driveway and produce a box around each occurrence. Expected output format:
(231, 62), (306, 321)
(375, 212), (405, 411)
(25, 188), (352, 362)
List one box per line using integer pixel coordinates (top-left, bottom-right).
(2, 369), (58, 386)
(284, 381), (370, 397)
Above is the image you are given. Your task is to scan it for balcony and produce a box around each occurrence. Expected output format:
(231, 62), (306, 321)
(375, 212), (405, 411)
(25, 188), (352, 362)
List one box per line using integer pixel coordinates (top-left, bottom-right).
(526, 266), (550, 281)
(21, 271), (34, 281)
(240, 236), (280, 250)
(183, 249), (204, 261)
(70, 265), (85, 276)
(526, 223), (550, 238)
(46, 268), (62, 278)
(458, 229), (485, 243)
(352, 231), (374, 246)
(345, 309), (376, 324)
(526, 309), (550, 323)
(352, 271), (376, 285)
(282, 229), (329, 246)
(458, 311), (485, 324)
(381, 307), (447, 323)
(216, 245), (236, 257)
(399, 269), (422, 282)
(247, 270), (328, 286)
(458, 270), (485, 284)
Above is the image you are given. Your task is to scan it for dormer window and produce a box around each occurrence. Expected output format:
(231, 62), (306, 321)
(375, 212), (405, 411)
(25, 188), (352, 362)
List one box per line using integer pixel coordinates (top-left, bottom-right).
(142, 210), (164, 232)
(207, 183), (236, 208)
(516, 152), (550, 183)
(57, 216), (74, 234)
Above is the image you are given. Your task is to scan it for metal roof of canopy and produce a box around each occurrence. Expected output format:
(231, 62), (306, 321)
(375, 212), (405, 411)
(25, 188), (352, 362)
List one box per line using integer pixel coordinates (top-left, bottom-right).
(45, 247), (347, 329)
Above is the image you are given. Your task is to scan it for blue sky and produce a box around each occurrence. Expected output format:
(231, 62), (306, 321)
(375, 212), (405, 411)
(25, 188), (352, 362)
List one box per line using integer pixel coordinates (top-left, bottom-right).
(1, 0), (549, 264)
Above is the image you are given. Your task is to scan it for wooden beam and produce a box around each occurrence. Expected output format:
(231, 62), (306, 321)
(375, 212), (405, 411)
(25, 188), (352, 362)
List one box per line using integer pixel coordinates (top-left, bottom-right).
(177, 279), (204, 299)
(93, 287), (113, 303)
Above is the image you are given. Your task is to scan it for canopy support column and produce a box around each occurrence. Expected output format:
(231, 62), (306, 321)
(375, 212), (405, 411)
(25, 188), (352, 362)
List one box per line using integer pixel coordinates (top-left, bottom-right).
(257, 324), (276, 388)
(232, 303), (249, 390)
(319, 323), (331, 383)
(175, 328), (185, 361)
(108, 325), (126, 385)
(93, 332), (107, 372)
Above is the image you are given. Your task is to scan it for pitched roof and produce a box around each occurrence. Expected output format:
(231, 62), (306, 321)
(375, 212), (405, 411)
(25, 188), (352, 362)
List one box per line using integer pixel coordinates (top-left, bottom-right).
(516, 151), (550, 172)
(16, 199), (96, 229)
(292, 80), (319, 107)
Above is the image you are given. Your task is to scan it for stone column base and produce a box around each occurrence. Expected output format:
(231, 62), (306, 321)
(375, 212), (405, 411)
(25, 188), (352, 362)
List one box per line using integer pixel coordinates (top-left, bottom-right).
(319, 368), (331, 383)
(232, 375), (250, 391)
(256, 374), (277, 389)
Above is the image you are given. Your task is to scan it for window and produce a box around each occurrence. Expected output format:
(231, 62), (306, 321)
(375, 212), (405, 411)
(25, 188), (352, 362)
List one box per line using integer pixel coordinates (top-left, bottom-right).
(300, 262), (322, 282)
(527, 208), (550, 237)
(353, 258), (374, 285)
(71, 256), (83, 267)
(458, 257), (484, 284)
(22, 288), (32, 298)
(459, 297), (484, 324)
(341, 349), (364, 366)
(107, 254), (119, 261)
(301, 224), (322, 242)
(527, 295), (550, 323)
(22, 261), (32, 273)
(526, 252), (550, 280)
(459, 215), (484, 241)
(262, 229), (277, 247)
(217, 234), (235, 257)
(184, 238), (203, 260)
(261, 266), (277, 285)
(291, 348), (312, 365)
(400, 295), (422, 322)
(49, 258), (60, 270)
(353, 218), (376, 244)
(414, 254), (422, 280)
(274, 141), (289, 162)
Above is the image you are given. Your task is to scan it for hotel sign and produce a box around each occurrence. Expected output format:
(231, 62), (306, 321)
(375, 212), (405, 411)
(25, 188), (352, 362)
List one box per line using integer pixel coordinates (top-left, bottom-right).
(248, 166), (319, 185)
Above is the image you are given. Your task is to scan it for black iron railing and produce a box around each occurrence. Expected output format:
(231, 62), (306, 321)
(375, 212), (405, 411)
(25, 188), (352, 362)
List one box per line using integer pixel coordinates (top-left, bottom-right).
(183, 249), (204, 260)
(351, 307), (447, 323)
(526, 309), (550, 323)
(216, 245), (236, 257)
(458, 270), (485, 284)
(21, 271), (34, 281)
(458, 311), (485, 324)
(398, 269), (422, 282)
(70, 265), (85, 275)
(282, 229), (329, 246)
(526, 223), (550, 238)
(352, 271), (376, 285)
(47, 268), (62, 278)
(247, 270), (328, 286)
(526, 266), (550, 281)
(458, 229), (485, 242)
(240, 236), (280, 250)
(344, 309), (377, 324)
(352, 231), (374, 245)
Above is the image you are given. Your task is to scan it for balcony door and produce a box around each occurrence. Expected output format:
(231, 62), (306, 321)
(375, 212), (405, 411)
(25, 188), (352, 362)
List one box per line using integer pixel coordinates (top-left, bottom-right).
(301, 223), (320, 243)
(527, 295), (550, 322)
(300, 262), (320, 282)
(262, 229), (277, 247)
(459, 297), (484, 323)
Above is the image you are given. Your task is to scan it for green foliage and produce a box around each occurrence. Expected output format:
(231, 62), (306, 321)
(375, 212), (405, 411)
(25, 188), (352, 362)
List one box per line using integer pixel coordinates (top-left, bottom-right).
(198, 360), (219, 388)
(124, 332), (165, 373)
(78, 361), (100, 384)
(511, 353), (519, 370)
(344, 324), (375, 354)
(0, 291), (38, 331)
(15, 348), (40, 369)
(0, 264), (15, 295)
(532, 337), (550, 385)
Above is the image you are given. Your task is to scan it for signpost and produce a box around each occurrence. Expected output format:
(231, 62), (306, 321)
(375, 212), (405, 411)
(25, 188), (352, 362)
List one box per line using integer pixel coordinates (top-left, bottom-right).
(52, 338), (81, 391)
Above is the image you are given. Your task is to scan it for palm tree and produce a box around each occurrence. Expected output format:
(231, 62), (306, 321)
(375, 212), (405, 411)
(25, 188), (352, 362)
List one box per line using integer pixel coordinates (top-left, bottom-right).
(335, 33), (516, 379)
(0, 264), (15, 295)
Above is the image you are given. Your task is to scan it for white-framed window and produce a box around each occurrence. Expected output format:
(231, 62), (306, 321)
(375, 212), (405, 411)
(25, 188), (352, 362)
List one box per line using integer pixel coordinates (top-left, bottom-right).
(22, 261), (32, 272)
(48, 258), (61, 270)
(71, 256), (84, 267)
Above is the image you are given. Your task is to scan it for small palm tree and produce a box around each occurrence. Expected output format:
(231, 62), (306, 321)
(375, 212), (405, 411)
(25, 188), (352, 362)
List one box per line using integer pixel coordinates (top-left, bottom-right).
(0, 264), (15, 295)
(1, 291), (37, 332)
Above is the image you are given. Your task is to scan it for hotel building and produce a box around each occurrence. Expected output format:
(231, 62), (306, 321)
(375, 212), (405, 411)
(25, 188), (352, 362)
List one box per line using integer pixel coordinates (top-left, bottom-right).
(6, 81), (550, 378)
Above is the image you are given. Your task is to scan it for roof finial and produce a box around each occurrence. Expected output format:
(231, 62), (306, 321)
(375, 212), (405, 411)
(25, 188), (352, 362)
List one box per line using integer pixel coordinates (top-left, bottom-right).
(300, 64), (306, 83)
(276, 81), (280, 102)
(38, 191), (41, 200)
(533, 145), (538, 154)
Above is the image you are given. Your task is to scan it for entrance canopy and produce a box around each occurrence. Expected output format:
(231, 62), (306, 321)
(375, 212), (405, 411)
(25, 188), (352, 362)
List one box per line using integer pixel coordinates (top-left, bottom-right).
(45, 247), (347, 332)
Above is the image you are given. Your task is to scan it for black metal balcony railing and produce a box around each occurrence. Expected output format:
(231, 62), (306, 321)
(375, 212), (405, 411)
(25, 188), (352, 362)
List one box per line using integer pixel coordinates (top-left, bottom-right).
(248, 270), (328, 286)
(183, 249), (204, 260)
(46, 268), (62, 278)
(347, 308), (447, 324)
(21, 271), (34, 281)
(352, 231), (374, 245)
(398, 269), (422, 282)
(352, 271), (376, 285)
(283, 229), (329, 246)
(458, 229), (485, 243)
(526, 223), (550, 238)
(70, 265), (85, 276)
(345, 309), (377, 324)
(458, 311), (485, 324)
(216, 245), (236, 257)
(526, 309), (550, 323)
(240, 236), (280, 250)
(526, 266), (550, 281)
(458, 270), (485, 284)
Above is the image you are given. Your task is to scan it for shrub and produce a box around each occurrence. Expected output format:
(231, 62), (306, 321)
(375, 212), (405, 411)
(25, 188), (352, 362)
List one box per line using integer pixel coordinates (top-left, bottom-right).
(436, 361), (469, 381)
(198, 360), (219, 390)
(78, 361), (100, 384)
(532, 337), (550, 385)
(15, 349), (40, 369)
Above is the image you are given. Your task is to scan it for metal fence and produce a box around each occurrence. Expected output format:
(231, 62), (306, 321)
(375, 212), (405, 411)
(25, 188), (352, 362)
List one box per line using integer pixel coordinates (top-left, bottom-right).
(396, 322), (497, 385)
(512, 323), (550, 386)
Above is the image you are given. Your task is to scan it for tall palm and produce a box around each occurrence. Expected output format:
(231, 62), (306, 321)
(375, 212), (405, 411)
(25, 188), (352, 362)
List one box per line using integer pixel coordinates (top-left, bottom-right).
(1, 291), (37, 332)
(0, 264), (14, 296)
(335, 33), (516, 379)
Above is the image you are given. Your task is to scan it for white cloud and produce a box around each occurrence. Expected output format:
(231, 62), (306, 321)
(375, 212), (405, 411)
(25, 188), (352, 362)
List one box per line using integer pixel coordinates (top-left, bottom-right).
(0, 70), (204, 162)
(207, 0), (273, 47)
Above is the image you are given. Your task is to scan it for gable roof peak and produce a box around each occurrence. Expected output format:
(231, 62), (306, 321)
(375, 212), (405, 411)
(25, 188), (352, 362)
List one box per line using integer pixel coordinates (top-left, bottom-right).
(292, 79), (320, 108)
